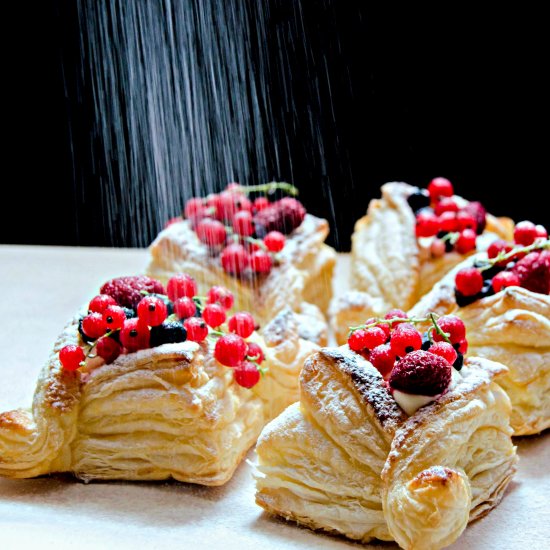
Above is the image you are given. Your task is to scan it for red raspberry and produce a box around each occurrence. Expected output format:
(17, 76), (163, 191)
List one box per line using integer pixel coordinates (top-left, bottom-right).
(88, 294), (117, 314)
(184, 317), (209, 342)
(120, 318), (150, 352)
(254, 198), (306, 235)
(389, 350), (452, 396)
(184, 197), (205, 219)
(428, 177), (454, 201)
(232, 211), (254, 237)
(512, 251), (550, 294)
(428, 342), (457, 365)
(214, 334), (247, 367)
(434, 198), (459, 216)
(100, 276), (165, 309)
(137, 296), (168, 327)
(174, 297), (196, 319)
(416, 212), (440, 237)
(430, 238), (446, 258)
(462, 202), (487, 234)
(250, 250), (273, 273)
(96, 336), (121, 364)
(390, 323), (422, 357)
(246, 342), (265, 363)
(492, 271), (520, 293)
(81, 312), (107, 340)
(234, 361), (261, 388)
(514, 220), (538, 246)
(102, 305), (127, 331)
(59, 344), (85, 371)
(221, 244), (249, 275)
(263, 231), (285, 252)
(203, 304), (227, 328)
(365, 317), (391, 340)
(455, 267), (483, 296)
(206, 286), (234, 310)
(228, 312), (256, 338)
(487, 240), (513, 264)
(434, 315), (466, 344)
(455, 228), (477, 254)
(369, 344), (396, 378)
(253, 197), (270, 212)
(456, 210), (477, 232)
(195, 219), (227, 247)
(438, 211), (458, 232)
(535, 224), (548, 240)
(167, 274), (198, 301)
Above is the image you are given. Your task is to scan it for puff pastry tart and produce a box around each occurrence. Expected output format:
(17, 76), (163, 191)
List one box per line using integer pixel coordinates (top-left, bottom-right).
(409, 229), (550, 435)
(256, 312), (517, 550)
(147, 182), (336, 345)
(331, 177), (514, 344)
(0, 273), (317, 484)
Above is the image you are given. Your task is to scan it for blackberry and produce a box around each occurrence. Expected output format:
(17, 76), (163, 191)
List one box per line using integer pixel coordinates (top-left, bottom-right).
(453, 353), (464, 371)
(407, 189), (431, 213)
(149, 321), (187, 347)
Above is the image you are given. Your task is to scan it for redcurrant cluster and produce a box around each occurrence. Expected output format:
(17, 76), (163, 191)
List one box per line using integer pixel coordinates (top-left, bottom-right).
(408, 177), (487, 257)
(59, 274), (266, 389)
(347, 310), (467, 393)
(454, 223), (549, 305)
(179, 182), (306, 279)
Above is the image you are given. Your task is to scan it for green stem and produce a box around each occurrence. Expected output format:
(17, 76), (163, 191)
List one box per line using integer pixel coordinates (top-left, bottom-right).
(479, 238), (549, 272)
(429, 312), (451, 344)
(239, 182), (298, 196)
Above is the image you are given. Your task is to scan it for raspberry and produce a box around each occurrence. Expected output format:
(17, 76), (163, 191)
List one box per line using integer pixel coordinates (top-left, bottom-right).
(514, 220), (538, 246)
(137, 296), (168, 327)
(120, 318), (150, 352)
(253, 197), (270, 212)
(167, 274), (198, 302)
(206, 286), (234, 310)
(254, 198), (306, 236)
(250, 250), (273, 274)
(456, 211), (477, 232)
(430, 238), (446, 258)
(203, 304), (227, 328)
(195, 218), (227, 248)
(81, 313), (107, 340)
(232, 211), (254, 237)
(492, 271), (520, 293)
(428, 342), (457, 365)
(263, 231), (285, 252)
(487, 240), (513, 264)
(415, 212), (440, 238)
(512, 251), (550, 294)
(214, 334), (247, 367)
(535, 224), (548, 240)
(462, 202), (487, 234)
(100, 276), (165, 309)
(455, 228), (477, 254)
(246, 341), (265, 363)
(102, 305), (127, 331)
(174, 297), (196, 319)
(434, 198), (459, 216)
(427, 177), (454, 201)
(221, 244), (249, 276)
(434, 315), (466, 344)
(234, 361), (261, 388)
(184, 317), (208, 342)
(184, 197), (205, 219)
(96, 336), (121, 363)
(438, 211), (458, 232)
(88, 294), (117, 314)
(390, 323), (422, 357)
(389, 350), (452, 396)
(59, 344), (85, 371)
(369, 344), (396, 378)
(455, 267), (483, 296)
(228, 312), (256, 338)
(348, 327), (386, 352)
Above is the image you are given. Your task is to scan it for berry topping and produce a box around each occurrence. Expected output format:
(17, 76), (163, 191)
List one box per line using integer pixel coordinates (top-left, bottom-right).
(455, 339), (468, 354)
(120, 318), (150, 352)
(221, 243), (249, 276)
(228, 312), (256, 338)
(455, 228), (477, 254)
(218, 190), (252, 222)
(59, 344), (85, 371)
(348, 327), (387, 352)
(149, 320), (187, 347)
(96, 336), (122, 363)
(511, 250), (550, 294)
(234, 361), (261, 388)
(462, 202), (487, 234)
(389, 350), (452, 396)
(202, 303), (227, 328)
(102, 305), (127, 331)
(433, 316), (466, 344)
(195, 219), (227, 248)
(250, 250), (273, 273)
(438, 211), (458, 232)
(81, 313), (107, 340)
(455, 267), (484, 296)
(369, 344), (396, 378)
(246, 341), (265, 363)
(254, 197), (306, 236)
(174, 297), (197, 319)
(137, 296), (168, 327)
(488, 240), (514, 264)
(492, 271), (520, 293)
(456, 211), (477, 232)
(214, 334), (247, 367)
(434, 198), (459, 216)
(263, 231), (286, 253)
(166, 274), (198, 302)
(428, 177), (454, 201)
(206, 286), (234, 310)
(365, 317), (391, 340)
(428, 342), (458, 365)
(385, 309), (407, 322)
(232, 210), (255, 237)
(415, 211), (440, 237)
(514, 220), (538, 246)
(253, 196), (270, 212)
(88, 294), (117, 314)
(390, 323), (422, 357)
(535, 224), (548, 240)
(100, 276), (165, 309)
(184, 197), (206, 219)
(183, 317), (209, 342)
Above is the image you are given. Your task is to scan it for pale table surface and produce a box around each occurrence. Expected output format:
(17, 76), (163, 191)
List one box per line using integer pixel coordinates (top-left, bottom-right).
(0, 245), (548, 549)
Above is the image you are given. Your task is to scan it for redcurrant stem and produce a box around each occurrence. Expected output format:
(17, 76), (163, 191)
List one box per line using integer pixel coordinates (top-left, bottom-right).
(349, 315), (437, 333)
(440, 232), (459, 244)
(244, 235), (267, 250)
(479, 239), (549, 271)
(238, 182), (298, 196)
(429, 312), (451, 344)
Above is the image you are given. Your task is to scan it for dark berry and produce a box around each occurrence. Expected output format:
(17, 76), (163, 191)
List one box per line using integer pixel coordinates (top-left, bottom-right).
(149, 320), (187, 347)
(453, 353), (464, 371)
(462, 202), (487, 235)
(512, 251), (550, 294)
(407, 189), (431, 212)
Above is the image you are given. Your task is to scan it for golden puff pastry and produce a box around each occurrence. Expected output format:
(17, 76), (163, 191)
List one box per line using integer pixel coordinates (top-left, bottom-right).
(255, 347), (516, 550)
(331, 182), (513, 344)
(147, 214), (336, 345)
(409, 253), (550, 436)
(0, 308), (317, 484)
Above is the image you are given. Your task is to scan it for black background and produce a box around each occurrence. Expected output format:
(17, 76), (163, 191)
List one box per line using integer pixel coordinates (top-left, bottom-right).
(3, 2), (548, 251)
